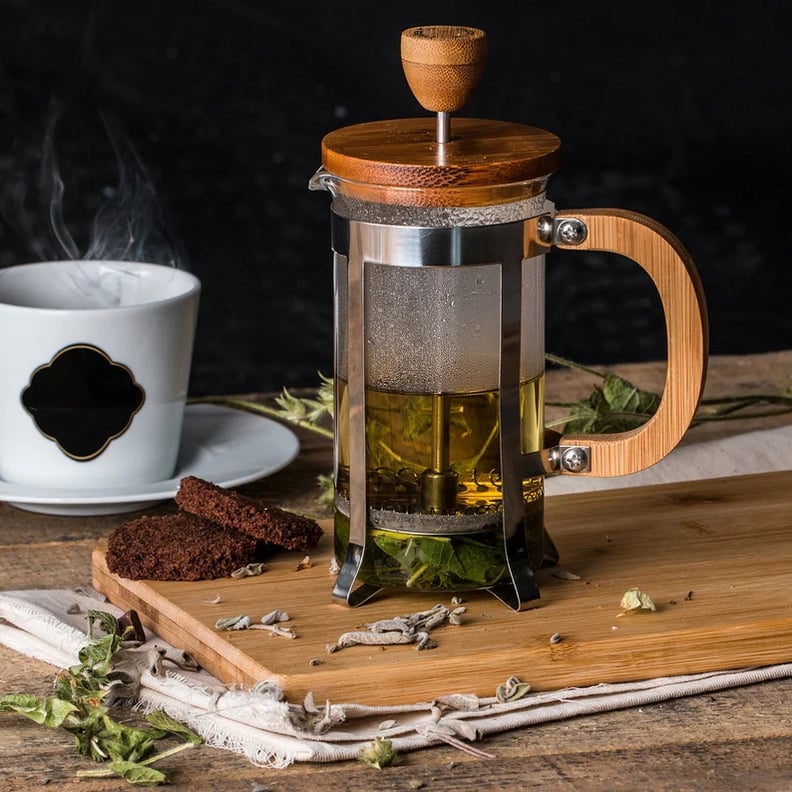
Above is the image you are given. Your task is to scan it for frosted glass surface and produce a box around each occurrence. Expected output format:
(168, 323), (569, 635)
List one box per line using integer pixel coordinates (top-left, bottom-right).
(309, 168), (550, 228)
(336, 255), (545, 394)
(331, 192), (549, 228)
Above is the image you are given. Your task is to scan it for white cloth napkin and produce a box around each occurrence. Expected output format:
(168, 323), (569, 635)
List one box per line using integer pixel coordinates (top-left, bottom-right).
(2, 423), (792, 768)
(2, 588), (791, 768)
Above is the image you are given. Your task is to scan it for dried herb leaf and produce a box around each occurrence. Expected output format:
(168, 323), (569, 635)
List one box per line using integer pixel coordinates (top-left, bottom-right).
(274, 375), (334, 426)
(260, 609), (290, 625)
(357, 736), (396, 769)
(230, 563), (268, 578)
(316, 472), (335, 509)
(551, 568), (582, 581)
(620, 587), (656, 612)
(495, 676), (531, 703)
(214, 615), (251, 630)
(432, 693), (480, 712)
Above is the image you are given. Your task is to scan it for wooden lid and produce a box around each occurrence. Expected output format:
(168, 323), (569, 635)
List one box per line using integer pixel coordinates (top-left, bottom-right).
(321, 118), (561, 206)
(320, 26), (561, 207)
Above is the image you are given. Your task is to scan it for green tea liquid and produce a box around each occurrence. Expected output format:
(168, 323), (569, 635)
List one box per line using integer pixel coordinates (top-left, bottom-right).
(334, 376), (545, 591)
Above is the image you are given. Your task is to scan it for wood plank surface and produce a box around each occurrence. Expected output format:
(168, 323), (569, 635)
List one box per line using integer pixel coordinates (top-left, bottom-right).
(92, 470), (792, 706)
(2, 350), (792, 790)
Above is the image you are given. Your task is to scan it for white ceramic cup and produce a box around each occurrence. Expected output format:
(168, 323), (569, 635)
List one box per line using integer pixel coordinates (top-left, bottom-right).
(0, 260), (200, 488)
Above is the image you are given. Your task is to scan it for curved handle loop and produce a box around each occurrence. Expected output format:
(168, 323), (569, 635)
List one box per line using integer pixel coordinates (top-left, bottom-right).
(551, 208), (708, 477)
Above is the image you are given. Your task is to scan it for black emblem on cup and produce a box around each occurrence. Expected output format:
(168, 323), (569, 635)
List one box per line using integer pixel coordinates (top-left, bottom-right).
(21, 344), (145, 461)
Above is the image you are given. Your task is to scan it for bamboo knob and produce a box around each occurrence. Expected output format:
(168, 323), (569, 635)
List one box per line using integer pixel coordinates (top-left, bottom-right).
(401, 26), (487, 113)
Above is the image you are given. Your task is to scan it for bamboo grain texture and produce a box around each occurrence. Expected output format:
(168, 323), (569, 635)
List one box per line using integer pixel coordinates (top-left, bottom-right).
(400, 26), (487, 114)
(93, 470), (792, 707)
(556, 209), (708, 477)
(320, 118), (561, 206)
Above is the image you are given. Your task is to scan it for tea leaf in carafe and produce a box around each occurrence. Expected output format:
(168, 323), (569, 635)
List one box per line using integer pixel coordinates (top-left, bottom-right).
(370, 530), (507, 590)
(417, 537), (466, 581)
(455, 539), (507, 585)
(365, 414), (419, 472)
(401, 394), (476, 442)
(401, 395), (433, 441)
(372, 531), (420, 568)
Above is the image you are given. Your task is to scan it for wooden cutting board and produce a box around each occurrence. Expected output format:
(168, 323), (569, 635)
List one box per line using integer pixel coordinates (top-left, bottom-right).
(92, 470), (792, 706)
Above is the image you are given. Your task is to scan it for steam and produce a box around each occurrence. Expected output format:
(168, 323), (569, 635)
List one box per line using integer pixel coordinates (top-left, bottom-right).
(2, 104), (185, 269)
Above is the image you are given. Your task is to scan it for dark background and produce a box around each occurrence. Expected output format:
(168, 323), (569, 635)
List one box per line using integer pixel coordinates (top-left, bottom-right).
(1, 0), (790, 396)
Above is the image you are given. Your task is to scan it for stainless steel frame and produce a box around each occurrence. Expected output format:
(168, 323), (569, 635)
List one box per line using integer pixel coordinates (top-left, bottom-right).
(331, 213), (566, 609)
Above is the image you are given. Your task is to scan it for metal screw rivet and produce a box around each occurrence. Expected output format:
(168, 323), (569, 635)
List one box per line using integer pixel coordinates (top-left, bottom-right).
(556, 218), (588, 245)
(537, 215), (554, 243)
(561, 446), (589, 473)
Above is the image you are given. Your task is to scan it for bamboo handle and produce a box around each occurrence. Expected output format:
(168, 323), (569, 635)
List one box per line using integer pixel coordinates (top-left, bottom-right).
(400, 26), (487, 112)
(554, 209), (709, 477)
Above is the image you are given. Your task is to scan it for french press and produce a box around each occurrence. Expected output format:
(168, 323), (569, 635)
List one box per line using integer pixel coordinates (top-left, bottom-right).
(311, 26), (707, 610)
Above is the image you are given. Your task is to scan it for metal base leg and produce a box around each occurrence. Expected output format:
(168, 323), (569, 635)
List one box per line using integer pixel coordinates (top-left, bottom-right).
(331, 543), (382, 607)
(486, 536), (541, 611)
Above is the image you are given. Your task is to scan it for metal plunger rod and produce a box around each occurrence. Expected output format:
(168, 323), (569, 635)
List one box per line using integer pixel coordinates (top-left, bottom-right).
(420, 392), (459, 515)
(437, 111), (450, 144)
(430, 393), (451, 472)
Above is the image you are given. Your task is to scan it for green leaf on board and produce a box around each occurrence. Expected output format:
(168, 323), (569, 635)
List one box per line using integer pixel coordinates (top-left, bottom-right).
(144, 710), (202, 745)
(107, 760), (168, 786)
(0, 693), (78, 727)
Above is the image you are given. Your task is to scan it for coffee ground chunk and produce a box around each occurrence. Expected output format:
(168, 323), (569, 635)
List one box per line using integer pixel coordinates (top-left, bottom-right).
(175, 475), (322, 552)
(106, 513), (258, 581)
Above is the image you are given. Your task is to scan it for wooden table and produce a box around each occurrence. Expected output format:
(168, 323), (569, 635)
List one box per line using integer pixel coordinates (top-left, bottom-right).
(2, 351), (792, 791)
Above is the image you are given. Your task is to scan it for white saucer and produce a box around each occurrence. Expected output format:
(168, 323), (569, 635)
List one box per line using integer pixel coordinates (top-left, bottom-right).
(0, 404), (300, 516)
